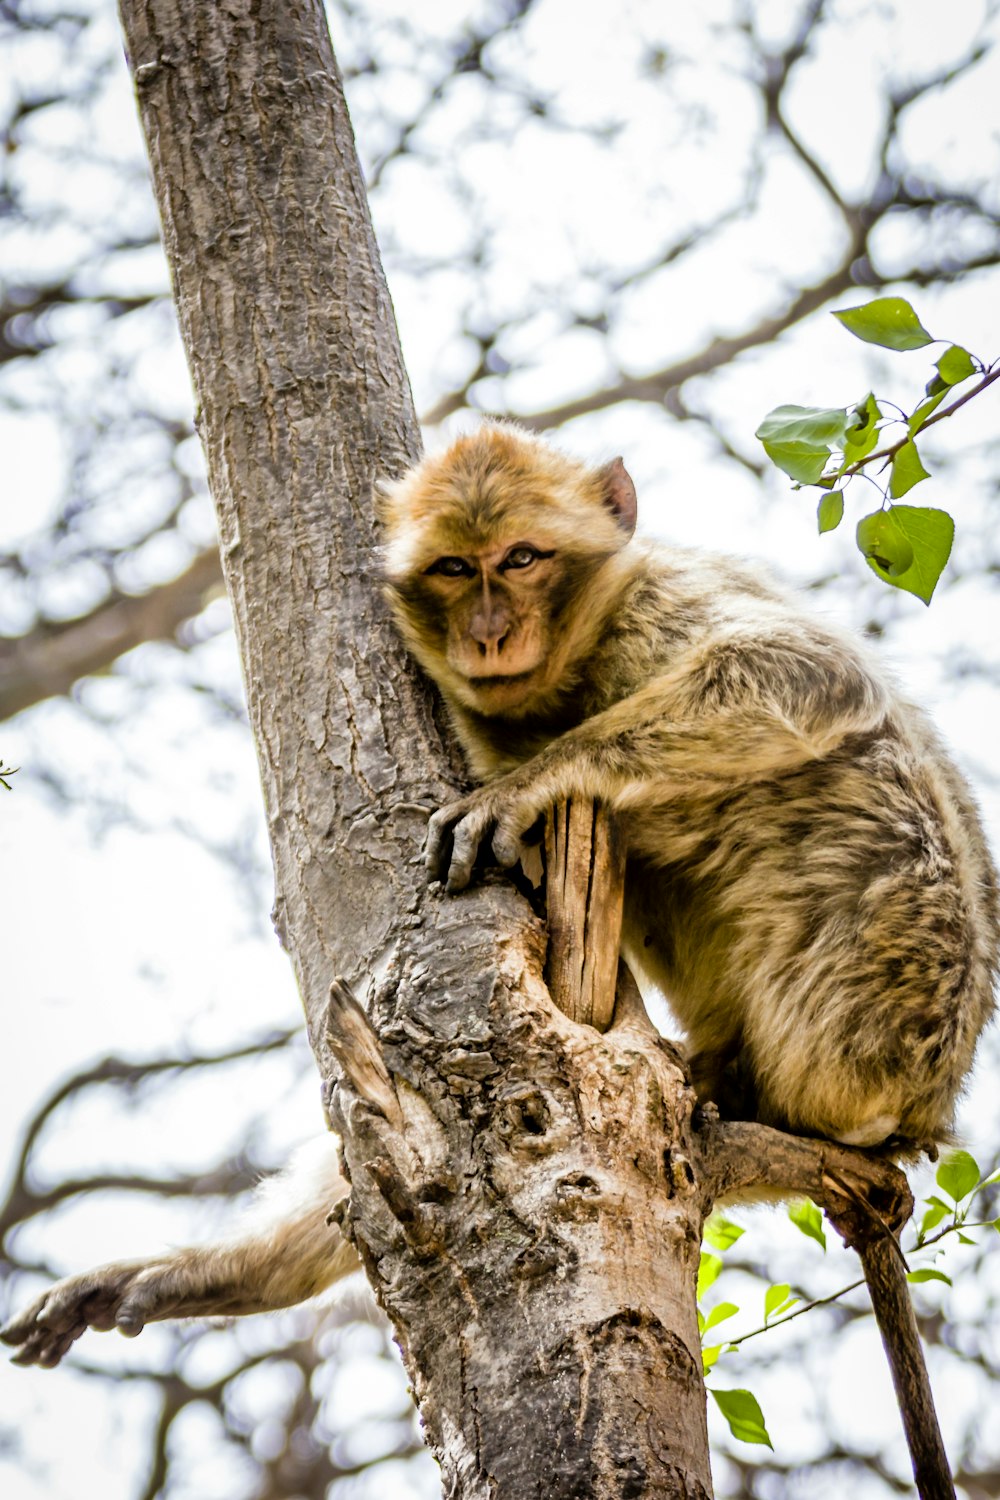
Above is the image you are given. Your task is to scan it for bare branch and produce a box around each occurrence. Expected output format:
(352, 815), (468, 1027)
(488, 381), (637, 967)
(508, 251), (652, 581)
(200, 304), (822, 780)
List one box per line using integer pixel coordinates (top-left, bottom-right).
(513, 259), (866, 430)
(696, 1116), (913, 1230)
(0, 546), (223, 722)
(0, 1028), (298, 1236)
(0, 279), (160, 365)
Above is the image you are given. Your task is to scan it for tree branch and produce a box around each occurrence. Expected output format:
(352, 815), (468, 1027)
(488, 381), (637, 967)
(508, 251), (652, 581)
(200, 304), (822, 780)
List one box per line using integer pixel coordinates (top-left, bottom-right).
(838, 364), (1000, 483)
(0, 546), (223, 722)
(0, 1029), (297, 1235)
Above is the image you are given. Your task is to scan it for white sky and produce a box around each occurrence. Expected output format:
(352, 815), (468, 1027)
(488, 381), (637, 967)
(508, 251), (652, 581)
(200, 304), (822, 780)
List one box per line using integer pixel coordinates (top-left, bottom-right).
(2, 0), (1000, 1496)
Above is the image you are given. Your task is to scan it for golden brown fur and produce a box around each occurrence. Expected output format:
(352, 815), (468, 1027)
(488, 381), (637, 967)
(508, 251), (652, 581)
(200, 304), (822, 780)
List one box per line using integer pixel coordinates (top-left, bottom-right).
(384, 424), (999, 1151)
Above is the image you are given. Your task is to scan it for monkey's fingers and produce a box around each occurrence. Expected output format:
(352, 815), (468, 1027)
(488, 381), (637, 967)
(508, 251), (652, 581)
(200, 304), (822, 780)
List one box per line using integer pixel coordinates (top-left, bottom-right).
(444, 804), (496, 890)
(5, 1315), (71, 1368)
(6, 1318), (86, 1368)
(426, 797), (495, 890)
(491, 803), (539, 871)
(425, 804), (459, 882)
(3, 1292), (95, 1369)
(2, 1263), (153, 1368)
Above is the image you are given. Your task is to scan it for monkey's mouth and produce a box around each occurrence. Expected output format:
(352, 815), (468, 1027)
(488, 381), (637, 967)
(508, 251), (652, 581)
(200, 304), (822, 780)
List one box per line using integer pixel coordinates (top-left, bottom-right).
(466, 669), (537, 687)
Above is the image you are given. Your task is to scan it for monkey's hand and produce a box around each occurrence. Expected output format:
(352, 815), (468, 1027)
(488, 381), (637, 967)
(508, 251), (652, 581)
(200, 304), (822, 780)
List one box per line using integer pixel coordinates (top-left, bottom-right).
(2, 1257), (193, 1368)
(426, 778), (544, 892)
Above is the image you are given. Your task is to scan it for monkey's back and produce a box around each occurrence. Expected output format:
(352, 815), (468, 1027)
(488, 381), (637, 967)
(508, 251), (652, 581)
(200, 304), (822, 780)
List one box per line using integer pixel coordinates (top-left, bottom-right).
(606, 548), (999, 1147)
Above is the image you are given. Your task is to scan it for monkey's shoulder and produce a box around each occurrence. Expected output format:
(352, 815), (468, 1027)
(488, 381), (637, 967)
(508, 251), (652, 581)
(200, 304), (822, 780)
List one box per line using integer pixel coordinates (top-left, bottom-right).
(591, 542), (884, 703)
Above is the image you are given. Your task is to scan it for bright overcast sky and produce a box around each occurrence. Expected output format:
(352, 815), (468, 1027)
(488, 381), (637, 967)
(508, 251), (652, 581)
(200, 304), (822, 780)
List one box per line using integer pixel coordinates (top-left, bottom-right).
(2, 1), (1000, 1496)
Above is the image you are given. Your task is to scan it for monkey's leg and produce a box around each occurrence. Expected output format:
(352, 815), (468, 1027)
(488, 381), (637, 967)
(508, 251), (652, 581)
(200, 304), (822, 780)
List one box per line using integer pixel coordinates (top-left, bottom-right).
(2, 1138), (357, 1368)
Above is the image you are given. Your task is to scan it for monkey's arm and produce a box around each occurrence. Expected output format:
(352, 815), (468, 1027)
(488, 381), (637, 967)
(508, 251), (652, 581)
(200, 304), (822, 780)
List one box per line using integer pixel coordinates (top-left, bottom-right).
(2, 1140), (357, 1367)
(429, 631), (890, 891)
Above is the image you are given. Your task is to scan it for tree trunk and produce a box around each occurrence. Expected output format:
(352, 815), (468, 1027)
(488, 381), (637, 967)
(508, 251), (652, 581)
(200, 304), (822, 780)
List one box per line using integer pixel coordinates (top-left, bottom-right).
(115, 1), (716, 1492)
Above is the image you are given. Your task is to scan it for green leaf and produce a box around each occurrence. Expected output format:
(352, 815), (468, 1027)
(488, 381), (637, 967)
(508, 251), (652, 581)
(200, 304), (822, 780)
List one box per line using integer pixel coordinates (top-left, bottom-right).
(889, 440), (931, 499)
(756, 405), (851, 446)
(703, 1301), (740, 1335)
(702, 1343), (724, 1374)
(935, 344), (976, 385)
(855, 505), (954, 604)
(846, 392), (881, 437)
(917, 1201), (950, 1241)
(833, 297), (934, 351)
(907, 1268), (952, 1287)
(698, 1252), (723, 1300)
(817, 491), (844, 534)
(764, 1284), (798, 1322)
(788, 1199), (827, 1250)
(841, 392), (882, 466)
(856, 509), (913, 577)
(761, 440), (829, 484)
(703, 1215), (745, 1252)
(937, 1149), (980, 1204)
(710, 1388), (773, 1449)
(908, 388), (948, 436)
(756, 405), (849, 484)
(956, 1232), (977, 1246)
(841, 428), (879, 467)
(992, 1218), (1000, 1234)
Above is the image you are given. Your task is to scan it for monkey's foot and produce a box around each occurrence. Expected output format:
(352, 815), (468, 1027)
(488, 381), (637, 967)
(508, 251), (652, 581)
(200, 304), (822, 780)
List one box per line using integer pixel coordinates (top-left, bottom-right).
(1, 1258), (185, 1368)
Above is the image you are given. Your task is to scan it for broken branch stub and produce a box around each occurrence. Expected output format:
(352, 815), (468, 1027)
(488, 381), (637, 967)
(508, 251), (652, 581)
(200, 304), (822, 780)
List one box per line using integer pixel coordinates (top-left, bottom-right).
(544, 798), (626, 1030)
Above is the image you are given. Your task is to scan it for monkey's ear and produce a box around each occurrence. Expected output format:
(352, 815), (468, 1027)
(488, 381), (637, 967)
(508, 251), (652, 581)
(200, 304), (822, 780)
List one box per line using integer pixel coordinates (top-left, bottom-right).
(598, 457), (637, 537)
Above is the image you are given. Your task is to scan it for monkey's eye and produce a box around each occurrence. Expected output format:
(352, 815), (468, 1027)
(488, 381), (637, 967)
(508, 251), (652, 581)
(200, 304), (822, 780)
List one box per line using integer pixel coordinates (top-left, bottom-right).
(501, 546), (541, 571)
(426, 556), (475, 578)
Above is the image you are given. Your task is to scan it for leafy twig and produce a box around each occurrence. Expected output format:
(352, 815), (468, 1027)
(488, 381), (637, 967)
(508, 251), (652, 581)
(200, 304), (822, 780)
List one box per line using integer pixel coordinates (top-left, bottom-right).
(839, 364), (1000, 481)
(757, 297), (999, 603)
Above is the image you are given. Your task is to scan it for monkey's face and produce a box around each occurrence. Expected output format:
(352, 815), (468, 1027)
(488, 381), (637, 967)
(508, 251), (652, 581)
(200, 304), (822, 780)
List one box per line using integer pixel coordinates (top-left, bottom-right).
(394, 536), (564, 714)
(379, 426), (638, 719)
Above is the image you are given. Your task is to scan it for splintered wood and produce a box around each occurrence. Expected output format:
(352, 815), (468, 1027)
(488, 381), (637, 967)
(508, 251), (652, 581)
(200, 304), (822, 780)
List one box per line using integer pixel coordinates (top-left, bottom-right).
(544, 798), (626, 1030)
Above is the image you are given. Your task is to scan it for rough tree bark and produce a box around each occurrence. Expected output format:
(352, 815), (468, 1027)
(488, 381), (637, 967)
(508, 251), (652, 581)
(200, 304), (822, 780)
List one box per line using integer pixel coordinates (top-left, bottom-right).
(115, 2), (945, 1496)
(114, 3), (715, 1491)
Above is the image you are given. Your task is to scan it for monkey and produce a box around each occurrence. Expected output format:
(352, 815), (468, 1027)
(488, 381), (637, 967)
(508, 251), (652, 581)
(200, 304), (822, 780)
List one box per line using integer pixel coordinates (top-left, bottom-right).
(4, 422), (997, 1369)
(379, 423), (999, 1150)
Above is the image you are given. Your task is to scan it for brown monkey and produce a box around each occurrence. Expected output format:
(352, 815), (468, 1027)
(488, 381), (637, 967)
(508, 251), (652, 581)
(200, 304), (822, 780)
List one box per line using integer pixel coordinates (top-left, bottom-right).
(381, 423), (998, 1149)
(5, 423), (997, 1368)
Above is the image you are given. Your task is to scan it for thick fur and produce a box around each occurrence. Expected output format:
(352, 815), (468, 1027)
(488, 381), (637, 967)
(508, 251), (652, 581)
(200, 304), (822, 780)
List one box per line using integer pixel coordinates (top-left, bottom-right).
(384, 425), (999, 1151)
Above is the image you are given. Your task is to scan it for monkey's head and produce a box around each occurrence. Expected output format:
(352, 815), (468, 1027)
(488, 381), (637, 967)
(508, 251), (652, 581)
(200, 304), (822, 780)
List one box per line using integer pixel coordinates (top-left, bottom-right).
(379, 425), (637, 718)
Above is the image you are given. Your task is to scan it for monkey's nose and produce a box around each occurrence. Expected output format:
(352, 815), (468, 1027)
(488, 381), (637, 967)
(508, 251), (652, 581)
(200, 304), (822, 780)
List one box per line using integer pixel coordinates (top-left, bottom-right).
(473, 624), (511, 655)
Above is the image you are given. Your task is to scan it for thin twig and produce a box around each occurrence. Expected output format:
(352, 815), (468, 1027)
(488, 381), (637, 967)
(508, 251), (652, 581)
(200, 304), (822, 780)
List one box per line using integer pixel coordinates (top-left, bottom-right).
(840, 363), (1000, 481)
